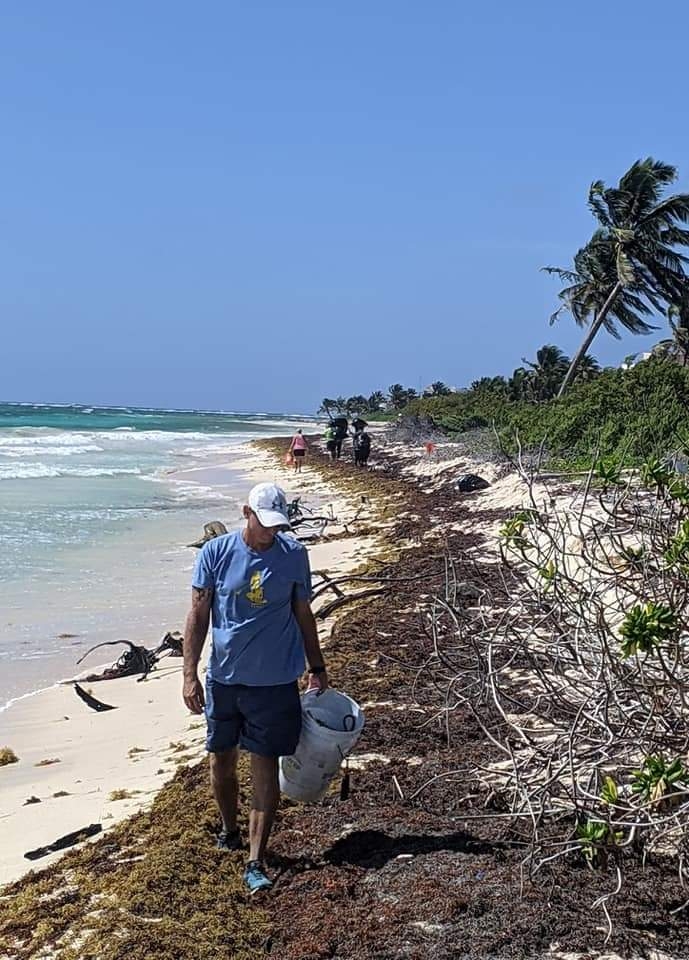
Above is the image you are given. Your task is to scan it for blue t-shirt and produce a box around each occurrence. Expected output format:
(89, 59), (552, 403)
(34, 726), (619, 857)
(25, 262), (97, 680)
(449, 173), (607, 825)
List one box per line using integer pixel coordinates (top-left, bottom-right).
(192, 529), (311, 686)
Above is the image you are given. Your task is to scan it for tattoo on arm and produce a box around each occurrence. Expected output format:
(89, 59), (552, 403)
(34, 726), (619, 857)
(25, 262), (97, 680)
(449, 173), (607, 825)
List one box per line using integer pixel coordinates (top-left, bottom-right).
(192, 586), (213, 604)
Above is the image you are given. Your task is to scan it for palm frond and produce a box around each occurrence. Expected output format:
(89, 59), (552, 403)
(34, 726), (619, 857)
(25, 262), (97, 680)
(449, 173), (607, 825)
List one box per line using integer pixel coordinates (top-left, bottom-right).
(660, 226), (689, 247)
(541, 266), (580, 282)
(616, 247), (636, 285)
(641, 194), (689, 228)
(588, 183), (612, 226)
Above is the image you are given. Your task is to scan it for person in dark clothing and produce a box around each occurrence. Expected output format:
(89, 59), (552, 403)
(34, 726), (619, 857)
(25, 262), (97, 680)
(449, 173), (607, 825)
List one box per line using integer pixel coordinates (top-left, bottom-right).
(353, 429), (371, 467)
(332, 420), (347, 460)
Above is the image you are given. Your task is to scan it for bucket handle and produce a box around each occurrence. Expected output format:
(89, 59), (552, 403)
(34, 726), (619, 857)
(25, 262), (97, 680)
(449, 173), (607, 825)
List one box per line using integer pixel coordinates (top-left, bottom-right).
(342, 713), (356, 733)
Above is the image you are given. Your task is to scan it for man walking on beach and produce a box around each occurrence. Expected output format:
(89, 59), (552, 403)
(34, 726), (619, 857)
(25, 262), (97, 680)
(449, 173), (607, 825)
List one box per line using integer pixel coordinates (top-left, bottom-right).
(182, 482), (328, 894)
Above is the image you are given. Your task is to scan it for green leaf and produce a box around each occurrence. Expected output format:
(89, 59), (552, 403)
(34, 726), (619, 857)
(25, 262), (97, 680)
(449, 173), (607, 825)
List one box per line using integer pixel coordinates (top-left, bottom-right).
(620, 602), (678, 658)
(600, 776), (618, 805)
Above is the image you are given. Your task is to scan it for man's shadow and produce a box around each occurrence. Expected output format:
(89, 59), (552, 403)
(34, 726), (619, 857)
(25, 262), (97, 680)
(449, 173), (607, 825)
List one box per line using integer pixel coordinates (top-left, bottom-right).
(271, 829), (497, 876)
(324, 829), (495, 869)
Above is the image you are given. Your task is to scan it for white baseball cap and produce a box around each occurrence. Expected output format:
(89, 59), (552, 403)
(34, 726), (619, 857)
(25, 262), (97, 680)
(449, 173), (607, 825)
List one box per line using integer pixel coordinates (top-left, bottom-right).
(248, 482), (291, 528)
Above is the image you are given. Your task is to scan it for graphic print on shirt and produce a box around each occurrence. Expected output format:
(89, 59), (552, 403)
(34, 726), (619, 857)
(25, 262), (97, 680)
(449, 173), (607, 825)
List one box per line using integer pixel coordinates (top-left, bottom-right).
(244, 571), (267, 607)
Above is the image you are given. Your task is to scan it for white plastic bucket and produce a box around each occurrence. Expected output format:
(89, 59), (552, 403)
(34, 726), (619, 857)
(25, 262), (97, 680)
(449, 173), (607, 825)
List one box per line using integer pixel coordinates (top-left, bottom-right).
(279, 689), (365, 803)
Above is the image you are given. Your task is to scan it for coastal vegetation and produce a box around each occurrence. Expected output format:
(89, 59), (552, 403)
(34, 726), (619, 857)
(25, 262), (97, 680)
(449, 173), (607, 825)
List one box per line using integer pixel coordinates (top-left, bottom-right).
(327, 157), (689, 465)
(455, 456), (689, 936)
(408, 355), (689, 464)
(328, 347), (689, 466)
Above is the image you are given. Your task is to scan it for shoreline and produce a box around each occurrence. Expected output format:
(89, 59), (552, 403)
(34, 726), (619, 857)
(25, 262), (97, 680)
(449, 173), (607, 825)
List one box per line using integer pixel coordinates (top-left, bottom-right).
(0, 433), (378, 886)
(0, 416), (315, 708)
(0, 431), (333, 712)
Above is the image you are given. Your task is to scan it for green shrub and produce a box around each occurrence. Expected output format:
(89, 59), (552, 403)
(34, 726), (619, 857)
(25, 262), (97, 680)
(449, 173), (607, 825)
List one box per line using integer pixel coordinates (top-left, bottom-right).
(619, 602), (678, 658)
(406, 358), (689, 464)
(632, 756), (688, 804)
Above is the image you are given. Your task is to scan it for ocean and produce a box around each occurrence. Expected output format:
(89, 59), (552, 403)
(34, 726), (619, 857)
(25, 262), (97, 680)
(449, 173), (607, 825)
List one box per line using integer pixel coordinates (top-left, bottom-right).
(0, 402), (309, 707)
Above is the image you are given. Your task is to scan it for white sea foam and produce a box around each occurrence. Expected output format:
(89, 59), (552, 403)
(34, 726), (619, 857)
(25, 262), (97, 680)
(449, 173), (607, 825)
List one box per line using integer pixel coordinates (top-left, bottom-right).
(0, 444), (104, 457)
(0, 681), (60, 714)
(0, 463), (143, 480)
(166, 481), (236, 503)
(0, 432), (101, 447)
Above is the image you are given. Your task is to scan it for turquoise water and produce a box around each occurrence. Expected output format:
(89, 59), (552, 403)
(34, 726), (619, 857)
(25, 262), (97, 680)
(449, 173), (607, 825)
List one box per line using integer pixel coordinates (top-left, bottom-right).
(0, 402), (303, 433)
(0, 402), (308, 705)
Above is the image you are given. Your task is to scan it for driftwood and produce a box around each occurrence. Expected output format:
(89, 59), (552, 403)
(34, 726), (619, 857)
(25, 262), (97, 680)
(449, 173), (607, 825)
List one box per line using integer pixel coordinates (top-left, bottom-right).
(311, 571), (346, 600)
(315, 587), (388, 620)
(76, 633), (183, 683)
(292, 515), (335, 528)
(187, 521), (228, 548)
(24, 823), (102, 861)
(311, 570), (434, 601)
(73, 682), (116, 712)
(77, 641), (156, 681)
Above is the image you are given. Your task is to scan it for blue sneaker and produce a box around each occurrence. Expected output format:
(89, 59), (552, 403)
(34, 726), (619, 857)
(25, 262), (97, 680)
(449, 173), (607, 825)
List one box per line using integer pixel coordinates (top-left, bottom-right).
(243, 860), (273, 895)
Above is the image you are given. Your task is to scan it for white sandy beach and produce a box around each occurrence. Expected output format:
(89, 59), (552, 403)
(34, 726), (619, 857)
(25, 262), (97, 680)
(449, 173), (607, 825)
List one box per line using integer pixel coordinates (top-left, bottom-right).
(0, 440), (381, 886)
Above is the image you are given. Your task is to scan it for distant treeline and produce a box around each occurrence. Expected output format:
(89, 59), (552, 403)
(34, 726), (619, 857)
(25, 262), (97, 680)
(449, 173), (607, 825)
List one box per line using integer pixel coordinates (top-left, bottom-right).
(407, 356), (689, 464)
(318, 381), (452, 417)
(319, 342), (606, 419)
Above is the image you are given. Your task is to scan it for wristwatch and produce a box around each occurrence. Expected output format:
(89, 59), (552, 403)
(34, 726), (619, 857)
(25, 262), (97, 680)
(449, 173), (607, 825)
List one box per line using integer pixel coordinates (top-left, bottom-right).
(309, 664), (326, 675)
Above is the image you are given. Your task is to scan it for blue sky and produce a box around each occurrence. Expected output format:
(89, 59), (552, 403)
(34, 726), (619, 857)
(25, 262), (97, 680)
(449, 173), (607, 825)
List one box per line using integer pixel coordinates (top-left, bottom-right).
(2, 1), (687, 413)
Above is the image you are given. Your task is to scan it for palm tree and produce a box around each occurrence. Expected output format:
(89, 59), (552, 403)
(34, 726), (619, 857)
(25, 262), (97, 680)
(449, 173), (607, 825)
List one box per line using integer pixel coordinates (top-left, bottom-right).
(471, 376), (508, 395)
(425, 381), (452, 397)
(573, 353), (601, 382)
(367, 391), (386, 412)
(507, 367), (532, 401)
(657, 287), (689, 366)
(544, 158), (689, 396)
(388, 384), (409, 410)
(346, 395), (369, 415)
(522, 345), (570, 401)
(318, 398), (337, 416)
(669, 317), (689, 367)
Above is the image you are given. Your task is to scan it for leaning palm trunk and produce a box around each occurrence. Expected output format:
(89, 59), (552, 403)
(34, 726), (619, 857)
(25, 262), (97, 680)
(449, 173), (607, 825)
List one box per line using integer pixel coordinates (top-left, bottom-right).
(557, 281), (623, 397)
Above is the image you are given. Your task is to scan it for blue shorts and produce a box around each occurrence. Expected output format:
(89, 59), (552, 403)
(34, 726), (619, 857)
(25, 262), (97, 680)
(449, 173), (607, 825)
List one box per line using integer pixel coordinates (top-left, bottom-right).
(205, 679), (302, 757)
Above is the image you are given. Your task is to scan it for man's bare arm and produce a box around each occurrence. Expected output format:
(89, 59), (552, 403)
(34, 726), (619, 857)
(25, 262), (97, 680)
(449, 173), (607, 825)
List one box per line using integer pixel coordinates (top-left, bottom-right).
(182, 587), (213, 713)
(292, 597), (329, 692)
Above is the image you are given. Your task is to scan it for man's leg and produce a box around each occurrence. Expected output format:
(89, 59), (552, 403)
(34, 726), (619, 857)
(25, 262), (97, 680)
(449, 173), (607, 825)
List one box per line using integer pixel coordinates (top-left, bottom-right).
(204, 679), (243, 848)
(209, 747), (239, 832)
(248, 753), (280, 862)
(239, 681), (300, 888)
